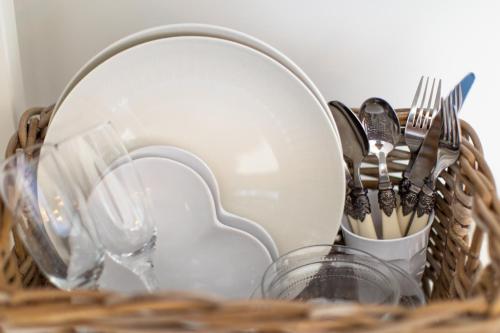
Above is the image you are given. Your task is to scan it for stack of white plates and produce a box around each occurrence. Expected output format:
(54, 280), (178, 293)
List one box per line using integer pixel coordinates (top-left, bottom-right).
(94, 148), (274, 298)
(44, 24), (345, 297)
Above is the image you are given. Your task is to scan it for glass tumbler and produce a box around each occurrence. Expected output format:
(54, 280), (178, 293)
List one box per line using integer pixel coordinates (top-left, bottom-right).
(260, 245), (400, 305)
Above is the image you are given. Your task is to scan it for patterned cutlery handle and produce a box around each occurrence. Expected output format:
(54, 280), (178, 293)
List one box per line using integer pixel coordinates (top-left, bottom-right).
(344, 169), (360, 235)
(406, 183), (435, 235)
(344, 191), (359, 235)
(346, 188), (377, 239)
(379, 188), (401, 239)
(397, 177), (420, 235)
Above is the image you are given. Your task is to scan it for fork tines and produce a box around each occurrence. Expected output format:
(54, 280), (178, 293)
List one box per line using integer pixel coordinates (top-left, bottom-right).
(442, 88), (461, 148)
(405, 76), (442, 153)
(408, 76), (442, 129)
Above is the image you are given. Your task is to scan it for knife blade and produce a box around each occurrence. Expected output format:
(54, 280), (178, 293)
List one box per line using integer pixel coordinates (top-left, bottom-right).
(398, 107), (442, 232)
(407, 109), (442, 190)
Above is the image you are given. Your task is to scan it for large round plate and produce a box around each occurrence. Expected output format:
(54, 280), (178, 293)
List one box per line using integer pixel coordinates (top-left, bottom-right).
(46, 36), (345, 254)
(51, 24), (339, 141)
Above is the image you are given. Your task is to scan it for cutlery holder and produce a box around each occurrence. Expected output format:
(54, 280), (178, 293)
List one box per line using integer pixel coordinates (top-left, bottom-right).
(341, 189), (434, 280)
(0, 106), (498, 332)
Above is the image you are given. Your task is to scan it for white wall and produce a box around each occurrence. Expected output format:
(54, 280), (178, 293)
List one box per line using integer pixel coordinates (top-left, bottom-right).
(3, 0), (500, 181)
(0, 0), (18, 154)
(0, 20), (12, 154)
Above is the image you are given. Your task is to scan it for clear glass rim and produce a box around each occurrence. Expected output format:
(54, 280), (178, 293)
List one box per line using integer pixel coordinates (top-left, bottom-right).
(54, 121), (113, 147)
(0, 143), (58, 205)
(1, 142), (57, 163)
(0, 143), (59, 178)
(52, 120), (136, 179)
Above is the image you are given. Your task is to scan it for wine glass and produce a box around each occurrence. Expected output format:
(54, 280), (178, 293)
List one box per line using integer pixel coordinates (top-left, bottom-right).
(0, 144), (105, 290)
(55, 122), (158, 291)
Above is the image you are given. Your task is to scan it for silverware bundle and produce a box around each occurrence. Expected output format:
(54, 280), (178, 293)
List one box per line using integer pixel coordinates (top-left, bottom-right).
(331, 73), (475, 240)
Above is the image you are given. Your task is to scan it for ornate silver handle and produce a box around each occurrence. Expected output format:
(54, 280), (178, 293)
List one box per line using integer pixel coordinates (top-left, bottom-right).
(406, 183), (435, 235)
(345, 187), (377, 239)
(379, 188), (401, 239)
(397, 177), (421, 235)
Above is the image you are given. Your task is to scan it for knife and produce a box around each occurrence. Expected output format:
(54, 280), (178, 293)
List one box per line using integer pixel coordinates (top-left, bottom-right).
(399, 107), (443, 235)
(329, 101), (377, 239)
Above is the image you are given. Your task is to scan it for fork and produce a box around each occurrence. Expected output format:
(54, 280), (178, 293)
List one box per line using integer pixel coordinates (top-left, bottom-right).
(406, 91), (461, 235)
(398, 76), (441, 231)
(405, 77), (442, 157)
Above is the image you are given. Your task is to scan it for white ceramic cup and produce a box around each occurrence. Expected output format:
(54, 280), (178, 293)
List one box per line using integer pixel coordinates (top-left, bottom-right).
(341, 190), (433, 281)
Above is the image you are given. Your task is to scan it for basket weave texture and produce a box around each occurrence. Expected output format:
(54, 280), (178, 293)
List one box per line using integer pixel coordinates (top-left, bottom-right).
(0, 106), (498, 332)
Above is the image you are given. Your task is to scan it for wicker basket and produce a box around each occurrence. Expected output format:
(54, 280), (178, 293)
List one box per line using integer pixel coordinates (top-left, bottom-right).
(0, 105), (498, 332)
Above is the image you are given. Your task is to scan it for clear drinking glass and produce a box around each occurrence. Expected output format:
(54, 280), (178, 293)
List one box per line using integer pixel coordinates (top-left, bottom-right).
(0, 145), (105, 289)
(260, 245), (400, 305)
(55, 122), (158, 291)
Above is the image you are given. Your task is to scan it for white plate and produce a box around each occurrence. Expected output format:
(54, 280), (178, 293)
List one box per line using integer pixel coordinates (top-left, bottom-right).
(51, 24), (338, 142)
(95, 157), (272, 297)
(46, 36), (344, 254)
(129, 145), (279, 260)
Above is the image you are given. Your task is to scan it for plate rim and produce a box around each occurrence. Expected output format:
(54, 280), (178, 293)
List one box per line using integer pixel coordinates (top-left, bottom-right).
(50, 23), (340, 142)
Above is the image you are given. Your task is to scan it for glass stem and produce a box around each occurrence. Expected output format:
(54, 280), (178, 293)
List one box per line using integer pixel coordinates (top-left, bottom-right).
(137, 264), (159, 292)
(116, 250), (159, 292)
(79, 279), (100, 290)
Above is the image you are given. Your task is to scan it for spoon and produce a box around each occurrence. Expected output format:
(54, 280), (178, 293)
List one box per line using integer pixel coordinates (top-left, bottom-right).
(329, 101), (377, 239)
(359, 98), (401, 239)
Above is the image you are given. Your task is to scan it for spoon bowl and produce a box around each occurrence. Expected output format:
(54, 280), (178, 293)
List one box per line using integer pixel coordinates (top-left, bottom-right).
(359, 98), (400, 174)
